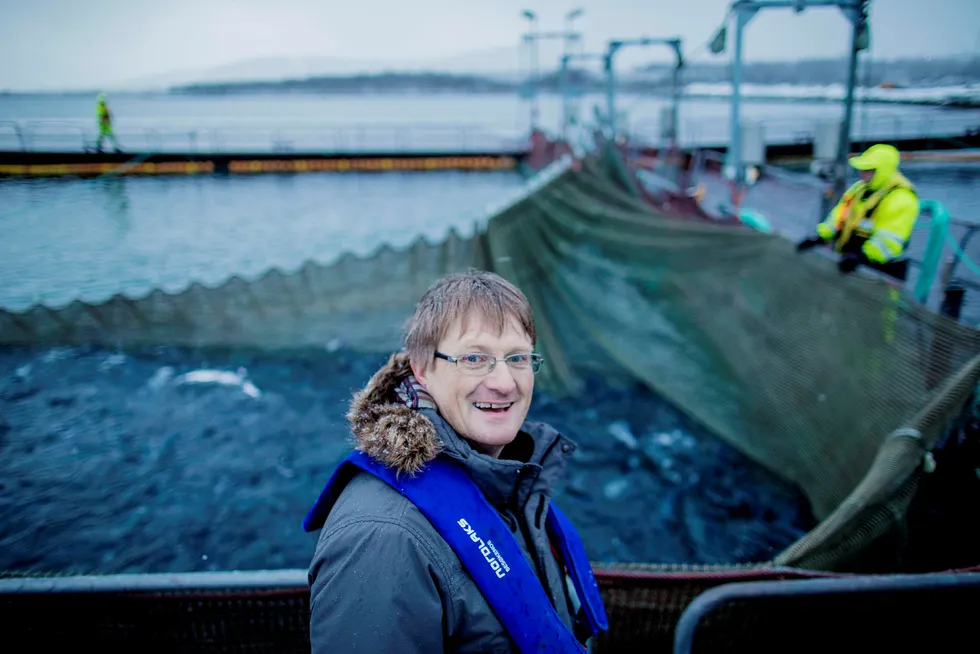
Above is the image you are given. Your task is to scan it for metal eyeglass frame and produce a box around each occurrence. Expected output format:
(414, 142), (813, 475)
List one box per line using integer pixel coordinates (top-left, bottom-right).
(434, 351), (544, 375)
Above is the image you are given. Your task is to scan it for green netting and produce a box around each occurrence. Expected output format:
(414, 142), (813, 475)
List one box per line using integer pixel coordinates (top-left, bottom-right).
(2, 151), (980, 572)
(0, 228), (487, 352)
(489, 153), (980, 570)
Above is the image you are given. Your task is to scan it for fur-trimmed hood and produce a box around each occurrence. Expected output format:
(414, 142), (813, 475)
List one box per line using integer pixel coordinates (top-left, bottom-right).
(346, 351), (440, 475)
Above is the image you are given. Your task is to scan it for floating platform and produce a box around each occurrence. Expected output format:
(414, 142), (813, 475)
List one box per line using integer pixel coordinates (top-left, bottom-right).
(2, 130), (978, 178)
(760, 132), (980, 166)
(0, 150), (525, 177)
(635, 132), (980, 169)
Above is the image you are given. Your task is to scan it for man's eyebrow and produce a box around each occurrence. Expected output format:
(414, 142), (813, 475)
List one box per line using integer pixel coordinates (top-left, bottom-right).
(460, 342), (532, 353)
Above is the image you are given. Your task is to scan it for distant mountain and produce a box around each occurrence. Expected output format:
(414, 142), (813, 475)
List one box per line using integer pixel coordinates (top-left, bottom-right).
(113, 57), (391, 91)
(118, 46), (538, 92)
(172, 73), (517, 96)
(106, 51), (980, 94)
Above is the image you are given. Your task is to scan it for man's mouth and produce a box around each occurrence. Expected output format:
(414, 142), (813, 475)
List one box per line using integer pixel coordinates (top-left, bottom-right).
(473, 401), (515, 414)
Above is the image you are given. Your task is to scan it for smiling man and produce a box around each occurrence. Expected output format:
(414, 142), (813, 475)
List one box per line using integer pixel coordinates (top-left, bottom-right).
(304, 270), (606, 653)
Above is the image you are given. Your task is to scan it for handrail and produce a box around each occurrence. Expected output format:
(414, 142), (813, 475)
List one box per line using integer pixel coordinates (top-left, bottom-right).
(0, 120), (26, 151)
(943, 226), (980, 280)
(2, 119), (528, 155)
(914, 200), (951, 305)
(631, 111), (980, 150)
(8, 115), (977, 155)
(673, 572), (980, 654)
(21, 120), (90, 151)
(915, 207), (980, 305)
(0, 569), (309, 593)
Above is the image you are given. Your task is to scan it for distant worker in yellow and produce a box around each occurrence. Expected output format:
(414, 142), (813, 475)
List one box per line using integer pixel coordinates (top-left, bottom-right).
(95, 93), (121, 153)
(797, 144), (919, 281)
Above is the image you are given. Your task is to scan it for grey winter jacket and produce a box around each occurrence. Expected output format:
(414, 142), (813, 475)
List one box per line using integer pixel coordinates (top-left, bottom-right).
(307, 353), (582, 654)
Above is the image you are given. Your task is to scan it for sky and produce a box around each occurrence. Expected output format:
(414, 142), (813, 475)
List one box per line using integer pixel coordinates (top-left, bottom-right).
(1, 0), (978, 91)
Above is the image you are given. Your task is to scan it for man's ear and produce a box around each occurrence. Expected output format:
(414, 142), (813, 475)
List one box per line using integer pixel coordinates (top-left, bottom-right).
(410, 359), (429, 388)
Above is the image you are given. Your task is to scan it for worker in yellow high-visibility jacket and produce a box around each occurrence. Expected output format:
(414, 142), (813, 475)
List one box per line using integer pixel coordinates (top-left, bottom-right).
(797, 144), (919, 281)
(95, 93), (121, 153)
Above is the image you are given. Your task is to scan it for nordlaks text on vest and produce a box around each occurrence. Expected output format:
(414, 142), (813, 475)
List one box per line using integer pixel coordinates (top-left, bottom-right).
(457, 518), (511, 578)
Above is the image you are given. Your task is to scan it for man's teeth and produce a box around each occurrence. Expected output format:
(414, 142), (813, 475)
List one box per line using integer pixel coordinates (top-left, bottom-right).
(474, 402), (513, 410)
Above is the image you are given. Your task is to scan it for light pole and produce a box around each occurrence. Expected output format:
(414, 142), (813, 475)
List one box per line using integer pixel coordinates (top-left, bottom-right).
(560, 52), (605, 140)
(522, 10), (584, 135)
(522, 9), (539, 131)
(709, 0), (870, 213)
(834, 2), (871, 208)
(604, 37), (684, 143)
(564, 8), (584, 60)
(562, 8), (585, 137)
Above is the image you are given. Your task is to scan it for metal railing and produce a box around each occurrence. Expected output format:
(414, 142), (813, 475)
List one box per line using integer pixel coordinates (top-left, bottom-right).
(0, 120), (529, 155)
(5, 114), (978, 154)
(674, 572), (980, 654)
(0, 120), (26, 151)
(626, 112), (980, 149)
(936, 219), (980, 295)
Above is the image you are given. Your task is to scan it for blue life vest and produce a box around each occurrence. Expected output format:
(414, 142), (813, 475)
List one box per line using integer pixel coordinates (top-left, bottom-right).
(304, 451), (609, 653)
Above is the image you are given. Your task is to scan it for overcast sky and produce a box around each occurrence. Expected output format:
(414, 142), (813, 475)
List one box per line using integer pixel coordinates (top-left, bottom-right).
(1, 0), (978, 91)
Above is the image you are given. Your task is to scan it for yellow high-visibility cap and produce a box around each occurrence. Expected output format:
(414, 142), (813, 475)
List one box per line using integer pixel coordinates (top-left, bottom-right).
(849, 143), (899, 170)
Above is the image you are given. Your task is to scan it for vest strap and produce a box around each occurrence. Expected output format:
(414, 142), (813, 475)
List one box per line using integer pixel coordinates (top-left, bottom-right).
(304, 451), (608, 653)
(836, 174), (917, 252)
(547, 503), (609, 636)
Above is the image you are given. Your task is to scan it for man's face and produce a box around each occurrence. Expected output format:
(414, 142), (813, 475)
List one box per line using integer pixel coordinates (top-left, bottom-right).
(859, 169), (875, 183)
(413, 312), (535, 457)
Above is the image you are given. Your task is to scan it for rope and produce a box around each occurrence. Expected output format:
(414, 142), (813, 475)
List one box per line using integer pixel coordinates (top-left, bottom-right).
(619, 39), (714, 117)
(97, 150), (155, 178)
(946, 231), (980, 279)
(619, 10), (732, 117)
(0, 150), (156, 221)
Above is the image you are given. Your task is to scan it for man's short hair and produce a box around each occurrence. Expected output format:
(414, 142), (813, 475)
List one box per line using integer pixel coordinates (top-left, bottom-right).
(404, 270), (536, 372)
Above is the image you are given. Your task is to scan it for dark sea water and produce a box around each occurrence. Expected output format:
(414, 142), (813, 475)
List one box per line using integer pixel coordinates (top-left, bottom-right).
(0, 344), (813, 574)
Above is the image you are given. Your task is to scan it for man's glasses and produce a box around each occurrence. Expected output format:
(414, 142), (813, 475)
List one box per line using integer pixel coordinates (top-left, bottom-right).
(434, 351), (544, 376)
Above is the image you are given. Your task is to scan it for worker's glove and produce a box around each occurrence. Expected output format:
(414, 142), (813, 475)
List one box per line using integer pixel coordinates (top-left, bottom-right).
(816, 222), (837, 241)
(795, 236), (824, 252)
(838, 252), (864, 274)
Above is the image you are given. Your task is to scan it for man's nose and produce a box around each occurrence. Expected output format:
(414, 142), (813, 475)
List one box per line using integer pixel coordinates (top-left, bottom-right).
(483, 360), (518, 393)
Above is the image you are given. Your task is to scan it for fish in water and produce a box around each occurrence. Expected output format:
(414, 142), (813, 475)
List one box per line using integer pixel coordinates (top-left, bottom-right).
(173, 367), (262, 398)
